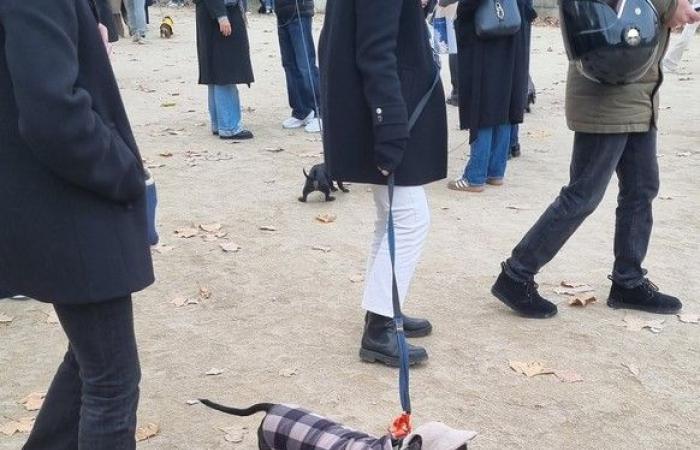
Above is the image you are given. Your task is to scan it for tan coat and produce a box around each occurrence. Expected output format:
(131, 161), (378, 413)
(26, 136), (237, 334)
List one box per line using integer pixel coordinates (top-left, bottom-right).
(565, 0), (678, 134)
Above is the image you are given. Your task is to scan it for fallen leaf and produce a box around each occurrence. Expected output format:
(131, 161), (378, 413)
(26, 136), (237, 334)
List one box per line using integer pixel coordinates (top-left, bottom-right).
(624, 316), (665, 333)
(0, 417), (35, 436)
(159, 151), (173, 157)
(219, 426), (248, 443)
(0, 313), (14, 324)
(554, 369), (584, 383)
(135, 423), (160, 442)
(312, 245), (332, 253)
(265, 147), (284, 153)
(509, 361), (555, 378)
(316, 213), (337, 224)
(20, 392), (46, 412)
(171, 297), (199, 307)
(152, 243), (175, 254)
(622, 362), (641, 378)
(186, 399), (199, 406)
(677, 314), (699, 324)
(206, 368), (224, 376)
(506, 205), (529, 211)
(259, 225), (277, 232)
(174, 227), (199, 239)
(676, 151), (692, 157)
(561, 281), (588, 288)
(299, 152), (321, 158)
(220, 242), (241, 253)
(349, 274), (365, 284)
(199, 223), (223, 233)
(279, 367), (299, 377)
(45, 311), (60, 324)
(568, 295), (597, 307)
(199, 287), (212, 300)
(659, 196), (674, 201)
(161, 101), (177, 108)
(214, 231), (228, 239)
(553, 285), (595, 296)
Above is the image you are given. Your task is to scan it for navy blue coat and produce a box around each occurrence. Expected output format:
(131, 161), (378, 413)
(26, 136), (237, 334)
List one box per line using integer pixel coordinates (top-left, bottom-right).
(319, 0), (448, 186)
(0, 0), (154, 304)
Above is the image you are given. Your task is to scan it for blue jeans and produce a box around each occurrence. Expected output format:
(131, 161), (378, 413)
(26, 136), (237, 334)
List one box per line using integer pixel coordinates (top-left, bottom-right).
(208, 85), (243, 137)
(463, 124), (512, 186)
(24, 297), (140, 450)
(278, 16), (320, 120)
(124, 0), (147, 36)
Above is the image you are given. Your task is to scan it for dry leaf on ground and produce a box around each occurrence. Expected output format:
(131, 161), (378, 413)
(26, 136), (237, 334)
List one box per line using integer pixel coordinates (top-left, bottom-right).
(0, 313), (14, 324)
(220, 242), (241, 253)
(312, 245), (332, 253)
(568, 295), (597, 307)
(199, 223), (223, 233)
(554, 370), (584, 383)
(624, 316), (665, 333)
(20, 392), (46, 412)
(219, 426), (248, 443)
(135, 423), (160, 442)
(676, 151), (692, 157)
(265, 147), (284, 153)
(677, 314), (699, 324)
(349, 274), (364, 284)
(0, 417), (35, 436)
(174, 227), (199, 239)
(171, 297), (199, 307)
(161, 101), (176, 108)
(186, 400), (199, 406)
(259, 225), (277, 232)
(509, 361), (555, 378)
(561, 281), (588, 288)
(316, 213), (337, 224)
(206, 368), (224, 376)
(622, 362), (641, 378)
(159, 151), (173, 158)
(279, 368), (299, 377)
(199, 287), (212, 300)
(553, 285), (595, 296)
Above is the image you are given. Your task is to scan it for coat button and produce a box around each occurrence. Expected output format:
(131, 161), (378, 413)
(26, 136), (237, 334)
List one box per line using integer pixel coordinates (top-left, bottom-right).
(376, 108), (382, 114)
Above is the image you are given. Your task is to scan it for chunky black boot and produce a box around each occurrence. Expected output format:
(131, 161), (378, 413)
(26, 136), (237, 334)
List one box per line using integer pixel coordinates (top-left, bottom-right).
(607, 278), (682, 314)
(364, 312), (432, 338)
(360, 312), (428, 367)
(491, 263), (558, 319)
(510, 144), (521, 158)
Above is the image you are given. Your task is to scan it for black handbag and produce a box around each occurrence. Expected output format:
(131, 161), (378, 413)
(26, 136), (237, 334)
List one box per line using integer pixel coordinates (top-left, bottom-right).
(475, 0), (522, 39)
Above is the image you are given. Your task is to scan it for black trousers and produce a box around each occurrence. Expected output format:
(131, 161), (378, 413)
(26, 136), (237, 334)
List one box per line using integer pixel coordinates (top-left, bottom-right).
(507, 130), (660, 288)
(448, 53), (459, 98)
(24, 296), (140, 450)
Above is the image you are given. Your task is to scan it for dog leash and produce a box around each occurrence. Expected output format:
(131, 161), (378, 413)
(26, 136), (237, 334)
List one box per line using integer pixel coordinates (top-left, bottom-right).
(388, 68), (441, 441)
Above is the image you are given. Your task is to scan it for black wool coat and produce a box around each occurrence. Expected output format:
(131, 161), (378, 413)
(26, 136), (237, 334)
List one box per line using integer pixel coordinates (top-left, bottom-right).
(319, 0), (448, 187)
(274, 0), (314, 22)
(0, 0), (154, 304)
(455, 0), (536, 141)
(196, 0), (255, 86)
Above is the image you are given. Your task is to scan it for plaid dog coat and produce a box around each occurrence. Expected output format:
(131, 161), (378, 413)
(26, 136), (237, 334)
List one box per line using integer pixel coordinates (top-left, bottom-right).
(260, 404), (393, 450)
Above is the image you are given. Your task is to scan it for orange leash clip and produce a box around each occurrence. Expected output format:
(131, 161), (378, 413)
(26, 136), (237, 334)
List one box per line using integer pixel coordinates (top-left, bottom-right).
(389, 412), (413, 440)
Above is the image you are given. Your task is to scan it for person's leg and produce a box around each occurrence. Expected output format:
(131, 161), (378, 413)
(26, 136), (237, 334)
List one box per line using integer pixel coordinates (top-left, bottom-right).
(510, 124), (521, 157)
(506, 133), (629, 282)
(448, 53), (459, 103)
(486, 123), (512, 184)
(463, 127), (494, 187)
(663, 22), (699, 72)
(23, 348), (82, 450)
(27, 297), (140, 450)
(213, 84), (241, 137)
(208, 85), (219, 135)
(124, 0), (147, 38)
(288, 16), (319, 118)
(278, 20), (308, 122)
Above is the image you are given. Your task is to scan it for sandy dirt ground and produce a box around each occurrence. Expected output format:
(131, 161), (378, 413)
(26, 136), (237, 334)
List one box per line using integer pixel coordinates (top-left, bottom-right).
(1, 8), (699, 450)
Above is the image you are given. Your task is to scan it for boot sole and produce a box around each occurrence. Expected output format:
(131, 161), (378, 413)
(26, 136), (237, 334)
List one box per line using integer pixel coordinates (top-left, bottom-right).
(404, 325), (433, 339)
(607, 298), (682, 315)
(359, 349), (428, 367)
(491, 286), (558, 319)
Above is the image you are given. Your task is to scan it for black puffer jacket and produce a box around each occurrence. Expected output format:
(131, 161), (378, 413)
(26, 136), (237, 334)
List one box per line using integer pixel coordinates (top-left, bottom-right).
(275, 0), (314, 22)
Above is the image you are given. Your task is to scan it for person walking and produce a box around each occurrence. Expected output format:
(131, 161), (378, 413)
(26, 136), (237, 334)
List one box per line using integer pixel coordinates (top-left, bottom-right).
(447, 0), (537, 193)
(196, 0), (255, 140)
(275, 0), (322, 133)
(124, 0), (147, 43)
(491, 0), (700, 319)
(437, 0), (460, 106)
(0, 0), (155, 448)
(320, 0), (448, 366)
(663, 21), (699, 73)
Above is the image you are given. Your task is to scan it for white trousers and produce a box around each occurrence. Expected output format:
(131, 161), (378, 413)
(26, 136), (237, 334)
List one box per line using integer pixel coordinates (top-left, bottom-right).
(362, 186), (430, 317)
(664, 22), (699, 71)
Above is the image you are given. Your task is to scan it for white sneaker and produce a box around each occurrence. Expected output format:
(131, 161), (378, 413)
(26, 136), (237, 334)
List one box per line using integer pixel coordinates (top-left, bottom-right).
(282, 111), (314, 129)
(304, 118), (322, 133)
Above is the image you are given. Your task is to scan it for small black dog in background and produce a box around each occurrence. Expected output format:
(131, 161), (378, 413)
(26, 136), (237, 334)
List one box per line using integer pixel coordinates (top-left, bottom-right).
(299, 163), (349, 203)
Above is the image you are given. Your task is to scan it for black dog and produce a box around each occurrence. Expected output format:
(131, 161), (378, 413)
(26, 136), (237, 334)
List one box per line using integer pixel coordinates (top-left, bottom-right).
(299, 163), (349, 203)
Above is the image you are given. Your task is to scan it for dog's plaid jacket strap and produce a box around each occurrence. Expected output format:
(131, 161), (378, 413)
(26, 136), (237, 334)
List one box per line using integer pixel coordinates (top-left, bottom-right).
(262, 405), (393, 450)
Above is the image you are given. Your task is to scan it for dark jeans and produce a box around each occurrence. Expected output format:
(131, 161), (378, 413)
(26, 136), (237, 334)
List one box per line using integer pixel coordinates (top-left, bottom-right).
(507, 131), (660, 288)
(448, 53), (459, 98)
(24, 296), (141, 450)
(278, 15), (320, 120)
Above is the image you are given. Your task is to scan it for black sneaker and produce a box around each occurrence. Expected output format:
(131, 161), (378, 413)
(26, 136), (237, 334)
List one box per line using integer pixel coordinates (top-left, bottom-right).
(491, 263), (558, 319)
(220, 130), (254, 140)
(607, 278), (682, 314)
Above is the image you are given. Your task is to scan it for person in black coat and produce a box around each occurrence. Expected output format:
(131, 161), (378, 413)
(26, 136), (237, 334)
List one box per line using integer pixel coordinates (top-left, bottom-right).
(0, 0), (154, 447)
(447, 0), (536, 193)
(196, 0), (255, 140)
(320, 0), (448, 366)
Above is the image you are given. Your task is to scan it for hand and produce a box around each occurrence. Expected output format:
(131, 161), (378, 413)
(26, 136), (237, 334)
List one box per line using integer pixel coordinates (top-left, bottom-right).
(378, 167), (391, 177)
(670, 0), (700, 29)
(98, 23), (112, 56)
(219, 18), (232, 37)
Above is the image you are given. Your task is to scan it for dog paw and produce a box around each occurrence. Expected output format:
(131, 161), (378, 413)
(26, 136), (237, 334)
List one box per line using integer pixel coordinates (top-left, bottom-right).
(298, 197), (307, 203)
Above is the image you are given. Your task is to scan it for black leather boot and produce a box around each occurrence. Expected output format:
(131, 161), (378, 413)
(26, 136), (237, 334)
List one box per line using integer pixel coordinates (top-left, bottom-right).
(360, 312), (428, 367)
(491, 263), (558, 319)
(365, 312), (432, 338)
(607, 278), (682, 314)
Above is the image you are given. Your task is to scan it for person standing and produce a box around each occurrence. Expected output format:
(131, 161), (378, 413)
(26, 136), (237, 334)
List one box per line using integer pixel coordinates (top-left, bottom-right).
(491, 0), (700, 319)
(320, 0), (448, 366)
(663, 21), (699, 73)
(447, 0), (537, 193)
(275, 0), (322, 133)
(124, 0), (147, 43)
(0, 0), (155, 447)
(437, 0), (460, 106)
(196, 0), (255, 140)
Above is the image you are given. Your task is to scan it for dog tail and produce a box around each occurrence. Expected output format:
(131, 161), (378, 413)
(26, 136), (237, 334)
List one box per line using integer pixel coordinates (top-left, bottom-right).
(199, 399), (274, 416)
(303, 168), (310, 179)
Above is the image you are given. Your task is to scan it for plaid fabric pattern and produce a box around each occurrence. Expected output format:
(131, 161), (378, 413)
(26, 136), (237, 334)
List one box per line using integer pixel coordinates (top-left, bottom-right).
(262, 405), (393, 450)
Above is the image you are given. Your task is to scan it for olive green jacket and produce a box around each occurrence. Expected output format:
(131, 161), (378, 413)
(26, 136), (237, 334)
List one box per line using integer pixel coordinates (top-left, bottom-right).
(565, 0), (678, 134)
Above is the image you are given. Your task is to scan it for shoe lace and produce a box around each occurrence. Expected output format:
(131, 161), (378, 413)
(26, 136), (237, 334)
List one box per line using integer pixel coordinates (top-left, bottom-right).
(524, 280), (539, 301)
(642, 279), (659, 295)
